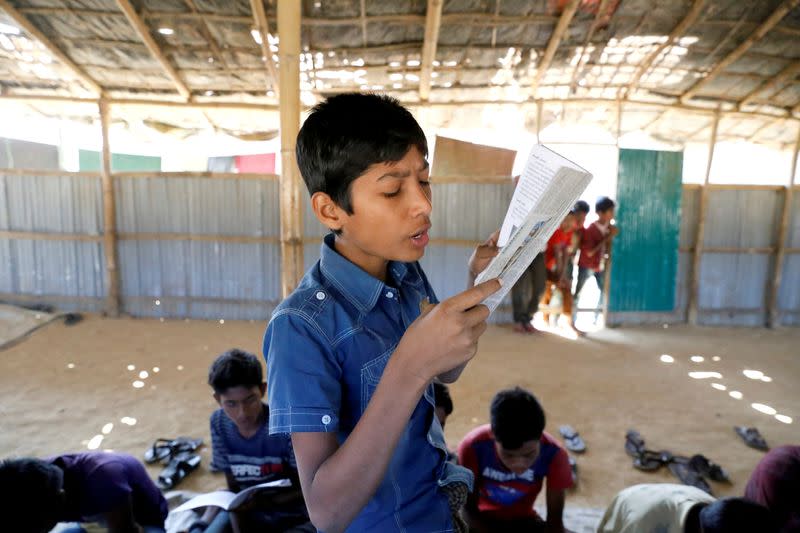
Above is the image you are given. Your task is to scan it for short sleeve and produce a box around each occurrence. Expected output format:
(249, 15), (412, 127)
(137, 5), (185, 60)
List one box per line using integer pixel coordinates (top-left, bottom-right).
(264, 310), (342, 434)
(209, 411), (230, 471)
(546, 448), (574, 491)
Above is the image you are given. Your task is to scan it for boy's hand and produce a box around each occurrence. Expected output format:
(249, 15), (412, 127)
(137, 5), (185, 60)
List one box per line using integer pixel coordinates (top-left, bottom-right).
(608, 225), (619, 237)
(468, 230), (501, 278)
(394, 279), (501, 384)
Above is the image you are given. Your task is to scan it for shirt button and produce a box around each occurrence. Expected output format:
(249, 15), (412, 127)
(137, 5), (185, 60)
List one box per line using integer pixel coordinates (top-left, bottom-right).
(321, 414), (331, 424)
(315, 291), (326, 301)
(386, 291), (394, 299)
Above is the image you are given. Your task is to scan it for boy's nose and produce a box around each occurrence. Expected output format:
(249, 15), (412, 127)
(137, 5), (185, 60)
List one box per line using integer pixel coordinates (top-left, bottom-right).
(408, 181), (432, 216)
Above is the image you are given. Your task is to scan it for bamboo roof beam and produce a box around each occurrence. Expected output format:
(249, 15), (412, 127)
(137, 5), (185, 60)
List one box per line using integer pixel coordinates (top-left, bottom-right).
(113, 0), (191, 100)
(419, 0), (443, 102)
(359, 0), (368, 47)
(680, 0), (800, 104)
(620, 0), (705, 100)
(0, 0), (102, 96)
(739, 60), (800, 109)
(568, 0), (613, 94)
(249, 0), (280, 96)
(528, 0), (581, 99)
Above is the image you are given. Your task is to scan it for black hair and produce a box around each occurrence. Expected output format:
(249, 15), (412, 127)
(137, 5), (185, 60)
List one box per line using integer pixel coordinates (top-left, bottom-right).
(595, 196), (616, 213)
(208, 348), (263, 394)
(433, 382), (453, 416)
(0, 458), (64, 533)
(573, 200), (590, 214)
(490, 387), (546, 450)
(296, 92), (428, 216)
(699, 497), (777, 533)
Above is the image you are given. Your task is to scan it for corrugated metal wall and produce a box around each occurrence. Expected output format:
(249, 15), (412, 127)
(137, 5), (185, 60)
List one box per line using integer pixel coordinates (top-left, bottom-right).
(1, 172), (797, 327)
(0, 174), (106, 313)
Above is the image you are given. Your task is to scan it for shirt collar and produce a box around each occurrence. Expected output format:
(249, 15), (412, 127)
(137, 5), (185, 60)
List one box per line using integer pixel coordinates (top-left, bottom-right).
(319, 233), (409, 314)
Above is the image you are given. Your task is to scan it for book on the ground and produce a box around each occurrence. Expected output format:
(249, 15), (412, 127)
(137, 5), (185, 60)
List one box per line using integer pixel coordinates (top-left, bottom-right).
(172, 478), (292, 513)
(475, 144), (593, 312)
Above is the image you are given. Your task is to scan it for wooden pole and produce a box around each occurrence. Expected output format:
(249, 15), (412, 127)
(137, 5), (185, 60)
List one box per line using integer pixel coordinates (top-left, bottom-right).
(536, 99), (543, 144)
(688, 109), (721, 324)
(528, 0), (580, 98)
(277, 0), (303, 298)
(250, 0), (280, 96)
(603, 99), (623, 326)
(99, 99), (121, 316)
(419, 0), (443, 102)
(767, 123), (800, 327)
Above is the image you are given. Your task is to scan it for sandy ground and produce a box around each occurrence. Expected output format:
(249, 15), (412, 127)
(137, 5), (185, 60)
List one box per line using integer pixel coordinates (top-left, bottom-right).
(0, 315), (798, 509)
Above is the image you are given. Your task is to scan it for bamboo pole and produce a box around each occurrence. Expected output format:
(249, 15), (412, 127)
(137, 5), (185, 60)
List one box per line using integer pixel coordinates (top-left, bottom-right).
(688, 109), (721, 324)
(739, 60), (800, 109)
(99, 99), (121, 317)
(250, 0), (280, 96)
(277, 0), (304, 298)
(528, 0), (580, 98)
(680, 0), (800, 103)
(767, 123), (800, 327)
(536, 99), (543, 144)
(603, 98), (623, 326)
(419, 0), (443, 102)
(0, 0), (102, 96)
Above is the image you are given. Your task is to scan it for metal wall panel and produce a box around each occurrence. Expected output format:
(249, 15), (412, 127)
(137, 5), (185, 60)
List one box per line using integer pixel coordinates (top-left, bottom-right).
(778, 194), (800, 325)
(703, 189), (781, 248)
(115, 177), (281, 320)
(0, 174), (105, 312)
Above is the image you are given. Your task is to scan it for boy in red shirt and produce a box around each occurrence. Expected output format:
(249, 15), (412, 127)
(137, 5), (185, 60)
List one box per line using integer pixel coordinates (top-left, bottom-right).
(458, 388), (573, 533)
(541, 211), (578, 333)
(575, 197), (618, 320)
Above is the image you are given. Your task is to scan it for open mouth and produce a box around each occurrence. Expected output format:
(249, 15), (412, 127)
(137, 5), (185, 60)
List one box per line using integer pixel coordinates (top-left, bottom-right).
(410, 225), (431, 247)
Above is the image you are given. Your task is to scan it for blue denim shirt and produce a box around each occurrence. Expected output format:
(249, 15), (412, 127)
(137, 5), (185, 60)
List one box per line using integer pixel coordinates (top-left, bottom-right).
(264, 234), (472, 532)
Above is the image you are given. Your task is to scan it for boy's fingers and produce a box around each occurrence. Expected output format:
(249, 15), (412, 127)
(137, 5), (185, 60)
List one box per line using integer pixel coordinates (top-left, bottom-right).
(485, 229), (500, 247)
(463, 304), (490, 327)
(447, 279), (502, 311)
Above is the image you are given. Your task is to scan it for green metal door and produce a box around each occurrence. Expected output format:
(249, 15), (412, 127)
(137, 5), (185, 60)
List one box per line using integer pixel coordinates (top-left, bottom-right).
(610, 149), (682, 312)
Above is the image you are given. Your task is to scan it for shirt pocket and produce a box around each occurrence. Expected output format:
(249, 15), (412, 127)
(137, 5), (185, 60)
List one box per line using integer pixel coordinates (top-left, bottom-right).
(359, 343), (396, 413)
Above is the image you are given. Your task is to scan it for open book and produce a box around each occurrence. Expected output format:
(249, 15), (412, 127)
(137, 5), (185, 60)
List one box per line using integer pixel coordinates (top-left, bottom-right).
(475, 144), (593, 312)
(172, 478), (292, 513)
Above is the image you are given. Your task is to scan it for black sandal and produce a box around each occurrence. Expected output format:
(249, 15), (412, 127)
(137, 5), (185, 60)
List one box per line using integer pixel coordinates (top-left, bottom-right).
(157, 451), (201, 490)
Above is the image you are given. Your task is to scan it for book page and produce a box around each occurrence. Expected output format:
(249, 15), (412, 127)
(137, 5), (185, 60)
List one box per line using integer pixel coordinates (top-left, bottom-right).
(476, 145), (592, 312)
(171, 478), (292, 513)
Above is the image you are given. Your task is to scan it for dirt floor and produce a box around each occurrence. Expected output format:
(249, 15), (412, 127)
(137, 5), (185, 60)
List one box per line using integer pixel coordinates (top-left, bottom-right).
(0, 315), (797, 509)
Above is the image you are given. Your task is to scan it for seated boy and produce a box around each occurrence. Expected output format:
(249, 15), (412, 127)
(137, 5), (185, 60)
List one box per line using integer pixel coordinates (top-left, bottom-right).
(0, 452), (168, 533)
(433, 381), (454, 430)
(575, 196), (618, 317)
(598, 483), (777, 533)
(457, 387), (573, 533)
(744, 445), (800, 532)
(202, 348), (311, 532)
(264, 93), (501, 532)
(541, 211), (578, 333)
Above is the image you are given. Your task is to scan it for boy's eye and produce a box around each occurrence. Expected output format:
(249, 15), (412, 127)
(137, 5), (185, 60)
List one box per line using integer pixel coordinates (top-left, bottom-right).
(383, 188), (401, 198)
(419, 180), (431, 187)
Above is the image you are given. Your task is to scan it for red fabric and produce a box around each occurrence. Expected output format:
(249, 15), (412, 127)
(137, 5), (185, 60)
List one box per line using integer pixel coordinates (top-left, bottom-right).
(578, 222), (605, 271)
(457, 425), (573, 521)
(744, 445), (800, 532)
(235, 153), (276, 173)
(545, 228), (573, 271)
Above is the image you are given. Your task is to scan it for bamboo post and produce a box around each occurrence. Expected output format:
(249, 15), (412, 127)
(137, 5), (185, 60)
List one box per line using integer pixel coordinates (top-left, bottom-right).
(688, 110), (721, 324)
(277, 0), (304, 297)
(536, 99), (543, 144)
(603, 99), (623, 326)
(99, 99), (121, 316)
(767, 123), (800, 327)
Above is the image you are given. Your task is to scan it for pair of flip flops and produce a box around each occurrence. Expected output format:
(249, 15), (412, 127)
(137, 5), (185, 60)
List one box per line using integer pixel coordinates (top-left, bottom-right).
(624, 429), (729, 496)
(143, 437), (203, 490)
(734, 426), (769, 451)
(559, 425), (586, 453)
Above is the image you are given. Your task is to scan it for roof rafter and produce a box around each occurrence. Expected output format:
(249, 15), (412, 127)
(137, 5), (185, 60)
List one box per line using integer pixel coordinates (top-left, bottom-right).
(680, 0), (800, 103)
(738, 60), (800, 109)
(249, 0), (280, 96)
(568, 0), (613, 94)
(529, 0), (581, 98)
(620, 0), (705, 100)
(0, 0), (102, 96)
(419, 0), (443, 101)
(113, 0), (191, 100)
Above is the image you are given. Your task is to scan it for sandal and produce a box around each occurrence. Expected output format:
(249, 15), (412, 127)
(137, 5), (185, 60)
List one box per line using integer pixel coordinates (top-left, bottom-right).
(559, 425), (586, 453)
(144, 436), (203, 464)
(625, 430), (646, 457)
(668, 461), (713, 495)
(633, 449), (672, 471)
(688, 454), (731, 483)
(734, 426), (769, 451)
(157, 451), (201, 490)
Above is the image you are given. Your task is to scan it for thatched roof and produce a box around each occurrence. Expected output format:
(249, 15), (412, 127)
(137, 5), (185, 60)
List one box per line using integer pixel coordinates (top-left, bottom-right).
(1, 0), (799, 147)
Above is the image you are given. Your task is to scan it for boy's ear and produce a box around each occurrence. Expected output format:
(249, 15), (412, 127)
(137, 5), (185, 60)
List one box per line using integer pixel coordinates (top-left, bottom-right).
(213, 392), (222, 405)
(311, 191), (346, 232)
(259, 382), (267, 397)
